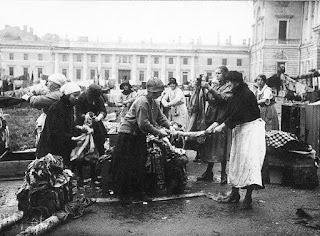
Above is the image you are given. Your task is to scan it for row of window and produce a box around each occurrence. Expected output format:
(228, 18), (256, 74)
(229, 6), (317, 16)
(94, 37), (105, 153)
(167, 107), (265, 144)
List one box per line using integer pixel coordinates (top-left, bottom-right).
(9, 66), (43, 78)
(8, 53), (242, 66)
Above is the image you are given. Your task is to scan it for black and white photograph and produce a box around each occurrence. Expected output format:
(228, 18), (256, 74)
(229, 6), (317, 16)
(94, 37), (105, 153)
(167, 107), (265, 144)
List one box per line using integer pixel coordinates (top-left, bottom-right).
(0, 0), (320, 235)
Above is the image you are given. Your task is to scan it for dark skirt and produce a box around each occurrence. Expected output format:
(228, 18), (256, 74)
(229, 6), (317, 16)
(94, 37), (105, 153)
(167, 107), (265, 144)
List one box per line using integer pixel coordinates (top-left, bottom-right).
(110, 132), (147, 199)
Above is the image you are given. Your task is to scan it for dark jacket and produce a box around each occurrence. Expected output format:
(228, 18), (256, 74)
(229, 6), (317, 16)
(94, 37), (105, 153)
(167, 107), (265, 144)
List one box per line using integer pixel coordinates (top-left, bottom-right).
(219, 83), (260, 129)
(75, 91), (107, 156)
(36, 95), (77, 164)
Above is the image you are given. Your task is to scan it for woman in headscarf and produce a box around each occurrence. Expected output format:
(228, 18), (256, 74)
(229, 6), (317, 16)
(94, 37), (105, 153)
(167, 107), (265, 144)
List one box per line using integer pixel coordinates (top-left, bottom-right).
(212, 71), (266, 210)
(255, 74), (279, 131)
(36, 82), (82, 167)
(110, 77), (175, 204)
(117, 82), (138, 122)
(197, 66), (232, 185)
(161, 78), (188, 130)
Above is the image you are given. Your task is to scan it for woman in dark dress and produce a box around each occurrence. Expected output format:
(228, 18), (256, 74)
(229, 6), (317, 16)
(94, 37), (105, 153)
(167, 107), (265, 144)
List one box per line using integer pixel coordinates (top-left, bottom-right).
(36, 83), (82, 167)
(110, 77), (175, 204)
(75, 83), (107, 186)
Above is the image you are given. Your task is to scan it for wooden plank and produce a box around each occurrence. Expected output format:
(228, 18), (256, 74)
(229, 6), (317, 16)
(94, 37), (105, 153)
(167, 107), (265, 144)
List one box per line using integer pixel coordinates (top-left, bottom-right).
(93, 191), (206, 204)
(0, 160), (32, 178)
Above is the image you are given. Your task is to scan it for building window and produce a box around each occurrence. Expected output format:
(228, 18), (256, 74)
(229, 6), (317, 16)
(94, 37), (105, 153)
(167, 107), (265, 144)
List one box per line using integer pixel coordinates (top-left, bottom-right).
(104, 70), (109, 80)
(237, 59), (242, 66)
(38, 54), (43, 61)
(37, 68), (43, 78)
(104, 55), (110, 63)
(24, 53), (28, 60)
(207, 58), (212, 65)
(91, 55), (96, 62)
(222, 59), (227, 66)
(139, 71), (145, 81)
(168, 57), (174, 64)
(207, 72), (212, 78)
(153, 71), (159, 78)
(90, 69), (96, 80)
(76, 54), (82, 62)
(154, 57), (159, 64)
(9, 67), (14, 76)
(23, 67), (28, 76)
(279, 20), (287, 41)
(182, 72), (188, 85)
(139, 56), (145, 64)
(9, 53), (14, 60)
(76, 69), (81, 80)
(62, 54), (68, 62)
(62, 69), (67, 77)
(183, 57), (188, 65)
(168, 71), (174, 79)
(119, 55), (131, 63)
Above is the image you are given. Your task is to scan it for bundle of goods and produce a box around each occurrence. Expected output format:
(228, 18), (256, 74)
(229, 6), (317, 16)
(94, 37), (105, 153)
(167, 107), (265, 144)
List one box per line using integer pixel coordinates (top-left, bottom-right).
(145, 135), (188, 196)
(265, 130), (318, 189)
(17, 153), (73, 218)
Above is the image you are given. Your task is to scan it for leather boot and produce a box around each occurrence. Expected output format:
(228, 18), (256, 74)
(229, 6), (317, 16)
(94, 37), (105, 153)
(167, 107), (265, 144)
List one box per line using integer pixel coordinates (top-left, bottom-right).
(240, 197), (253, 210)
(219, 188), (240, 204)
(196, 171), (213, 181)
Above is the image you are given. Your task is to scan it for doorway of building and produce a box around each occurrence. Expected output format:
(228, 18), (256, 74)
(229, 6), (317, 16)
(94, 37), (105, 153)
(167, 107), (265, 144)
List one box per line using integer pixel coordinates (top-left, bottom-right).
(118, 70), (131, 84)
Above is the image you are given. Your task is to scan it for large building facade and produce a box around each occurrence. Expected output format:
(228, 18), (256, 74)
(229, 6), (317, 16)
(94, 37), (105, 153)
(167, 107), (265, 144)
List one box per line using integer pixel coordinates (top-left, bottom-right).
(0, 25), (250, 87)
(250, 1), (320, 80)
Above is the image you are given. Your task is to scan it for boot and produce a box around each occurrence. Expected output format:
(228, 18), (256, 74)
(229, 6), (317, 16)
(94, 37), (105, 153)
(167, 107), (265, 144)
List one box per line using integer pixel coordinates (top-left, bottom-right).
(219, 188), (240, 204)
(240, 196), (253, 210)
(196, 171), (213, 181)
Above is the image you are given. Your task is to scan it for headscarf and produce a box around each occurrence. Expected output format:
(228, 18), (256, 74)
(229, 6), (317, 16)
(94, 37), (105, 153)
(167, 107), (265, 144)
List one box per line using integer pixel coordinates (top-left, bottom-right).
(60, 82), (81, 95)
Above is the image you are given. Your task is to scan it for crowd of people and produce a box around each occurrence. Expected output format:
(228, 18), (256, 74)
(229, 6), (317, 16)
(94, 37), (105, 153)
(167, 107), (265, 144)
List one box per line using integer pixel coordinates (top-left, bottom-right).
(23, 66), (281, 209)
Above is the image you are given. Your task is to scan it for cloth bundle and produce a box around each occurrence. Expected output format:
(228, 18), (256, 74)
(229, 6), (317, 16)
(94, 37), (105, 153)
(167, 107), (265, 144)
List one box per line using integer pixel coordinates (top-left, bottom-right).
(145, 135), (188, 196)
(17, 153), (73, 218)
(265, 130), (299, 149)
(70, 113), (99, 163)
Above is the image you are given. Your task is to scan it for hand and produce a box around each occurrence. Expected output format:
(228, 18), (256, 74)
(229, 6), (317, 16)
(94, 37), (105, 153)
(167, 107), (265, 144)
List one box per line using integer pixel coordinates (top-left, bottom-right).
(201, 81), (209, 89)
(169, 125), (177, 136)
(158, 128), (169, 138)
(205, 122), (219, 134)
(94, 114), (104, 122)
(213, 124), (224, 133)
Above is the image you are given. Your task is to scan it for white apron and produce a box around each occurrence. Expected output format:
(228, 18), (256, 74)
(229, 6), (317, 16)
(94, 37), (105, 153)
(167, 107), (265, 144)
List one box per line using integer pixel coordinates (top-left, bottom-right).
(228, 118), (266, 188)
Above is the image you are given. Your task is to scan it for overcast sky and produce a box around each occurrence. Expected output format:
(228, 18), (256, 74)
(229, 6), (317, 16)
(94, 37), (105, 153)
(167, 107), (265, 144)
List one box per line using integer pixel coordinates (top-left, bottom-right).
(0, 1), (253, 45)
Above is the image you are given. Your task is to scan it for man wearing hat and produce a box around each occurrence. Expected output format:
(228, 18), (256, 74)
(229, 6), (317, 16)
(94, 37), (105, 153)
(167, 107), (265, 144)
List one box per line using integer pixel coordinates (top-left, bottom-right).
(23, 73), (67, 146)
(161, 77), (188, 130)
(36, 82), (82, 166)
(110, 77), (176, 204)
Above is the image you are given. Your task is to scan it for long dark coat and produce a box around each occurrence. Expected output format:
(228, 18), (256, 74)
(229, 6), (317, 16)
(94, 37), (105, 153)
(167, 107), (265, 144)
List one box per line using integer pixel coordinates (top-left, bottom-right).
(36, 95), (77, 165)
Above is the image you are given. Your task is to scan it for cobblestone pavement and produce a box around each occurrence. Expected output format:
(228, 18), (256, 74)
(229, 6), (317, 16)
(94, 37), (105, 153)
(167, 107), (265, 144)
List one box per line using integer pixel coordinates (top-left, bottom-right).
(0, 179), (23, 218)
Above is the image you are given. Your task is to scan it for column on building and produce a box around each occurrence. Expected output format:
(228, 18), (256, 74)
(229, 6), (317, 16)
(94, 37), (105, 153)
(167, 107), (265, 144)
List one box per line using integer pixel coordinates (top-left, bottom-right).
(314, 1), (319, 26)
(83, 53), (87, 80)
(111, 54), (117, 81)
(161, 55), (166, 83)
(308, 1), (313, 41)
(190, 56), (195, 82)
(175, 55), (181, 84)
(97, 53), (102, 85)
(54, 52), (59, 73)
(131, 54), (137, 85)
(147, 55), (152, 80)
(68, 53), (73, 81)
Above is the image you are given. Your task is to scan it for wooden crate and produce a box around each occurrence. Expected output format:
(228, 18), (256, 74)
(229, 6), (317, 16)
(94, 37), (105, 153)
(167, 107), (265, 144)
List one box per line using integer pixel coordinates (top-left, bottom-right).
(306, 104), (320, 157)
